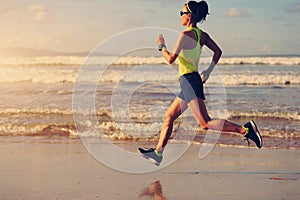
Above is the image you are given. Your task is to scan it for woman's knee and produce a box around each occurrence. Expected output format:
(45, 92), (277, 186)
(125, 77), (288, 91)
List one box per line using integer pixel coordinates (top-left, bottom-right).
(163, 113), (176, 126)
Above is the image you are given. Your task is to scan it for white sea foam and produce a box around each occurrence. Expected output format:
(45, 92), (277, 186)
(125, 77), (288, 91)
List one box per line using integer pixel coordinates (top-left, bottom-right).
(0, 66), (77, 84)
(218, 56), (300, 66)
(0, 123), (78, 137)
(1, 55), (299, 85)
(229, 111), (300, 121)
(0, 56), (86, 66)
(0, 55), (300, 66)
(215, 73), (300, 85)
(1, 118), (298, 141)
(0, 64), (299, 85)
(0, 107), (73, 116)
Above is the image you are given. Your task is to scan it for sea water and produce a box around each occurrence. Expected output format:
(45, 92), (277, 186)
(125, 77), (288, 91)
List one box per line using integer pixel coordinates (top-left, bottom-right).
(0, 56), (299, 149)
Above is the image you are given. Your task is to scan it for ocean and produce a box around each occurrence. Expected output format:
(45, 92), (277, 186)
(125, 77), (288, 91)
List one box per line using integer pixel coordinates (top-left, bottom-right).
(0, 55), (299, 149)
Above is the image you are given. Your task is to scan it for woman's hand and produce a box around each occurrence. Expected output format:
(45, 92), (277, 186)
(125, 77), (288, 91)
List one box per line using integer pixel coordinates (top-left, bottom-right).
(200, 68), (212, 83)
(157, 34), (165, 45)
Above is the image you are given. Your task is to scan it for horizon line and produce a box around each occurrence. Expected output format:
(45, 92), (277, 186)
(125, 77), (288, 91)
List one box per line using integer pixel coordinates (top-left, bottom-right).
(0, 47), (299, 58)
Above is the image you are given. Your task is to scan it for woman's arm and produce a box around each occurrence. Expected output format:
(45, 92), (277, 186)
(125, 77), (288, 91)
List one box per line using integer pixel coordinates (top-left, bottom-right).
(157, 33), (185, 64)
(200, 32), (222, 83)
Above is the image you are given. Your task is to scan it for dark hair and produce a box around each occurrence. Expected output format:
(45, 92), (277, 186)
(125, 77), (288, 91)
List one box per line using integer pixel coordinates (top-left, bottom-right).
(187, 1), (209, 23)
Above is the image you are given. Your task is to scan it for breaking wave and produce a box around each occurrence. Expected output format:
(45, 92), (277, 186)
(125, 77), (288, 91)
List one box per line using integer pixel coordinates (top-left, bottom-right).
(0, 55), (300, 67)
(0, 65), (299, 85)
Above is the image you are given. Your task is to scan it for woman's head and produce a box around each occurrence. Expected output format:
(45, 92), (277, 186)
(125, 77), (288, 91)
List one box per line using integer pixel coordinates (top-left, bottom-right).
(181, 1), (209, 25)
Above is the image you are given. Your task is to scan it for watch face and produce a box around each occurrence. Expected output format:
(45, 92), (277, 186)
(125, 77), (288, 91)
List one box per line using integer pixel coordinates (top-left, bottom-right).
(159, 44), (165, 51)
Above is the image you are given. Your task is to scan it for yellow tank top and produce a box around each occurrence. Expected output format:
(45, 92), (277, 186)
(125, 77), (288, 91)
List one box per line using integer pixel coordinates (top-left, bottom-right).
(178, 27), (202, 77)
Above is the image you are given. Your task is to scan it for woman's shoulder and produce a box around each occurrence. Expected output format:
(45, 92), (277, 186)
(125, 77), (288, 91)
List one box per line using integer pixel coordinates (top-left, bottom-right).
(181, 28), (201, 38)
(200, 31), (210, 46)
(200, 30), (209, 38)
(181, 28), (208, 37)
(179, 30), (195, 42)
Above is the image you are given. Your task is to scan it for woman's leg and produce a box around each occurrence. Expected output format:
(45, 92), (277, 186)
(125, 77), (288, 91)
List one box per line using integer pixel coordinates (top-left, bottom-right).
(208, 119), (245, 134)
(155, 97), (187, 152)
(187, 98), (210, 129)
(188, 98), (246, 134)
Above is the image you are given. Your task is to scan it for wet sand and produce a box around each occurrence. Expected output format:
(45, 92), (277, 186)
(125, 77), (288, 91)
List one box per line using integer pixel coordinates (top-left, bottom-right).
(0, 138), (299, 199)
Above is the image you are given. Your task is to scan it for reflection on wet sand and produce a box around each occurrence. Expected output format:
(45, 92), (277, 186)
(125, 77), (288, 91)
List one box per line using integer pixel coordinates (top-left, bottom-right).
(139, 180), (166, 200)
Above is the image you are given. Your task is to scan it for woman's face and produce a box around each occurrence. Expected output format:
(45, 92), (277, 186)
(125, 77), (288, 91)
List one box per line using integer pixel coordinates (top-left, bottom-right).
(180, 5), (190, 26)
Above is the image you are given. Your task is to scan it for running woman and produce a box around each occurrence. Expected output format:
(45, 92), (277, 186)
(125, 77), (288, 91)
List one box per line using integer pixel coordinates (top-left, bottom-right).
(139, 1), (262, 166)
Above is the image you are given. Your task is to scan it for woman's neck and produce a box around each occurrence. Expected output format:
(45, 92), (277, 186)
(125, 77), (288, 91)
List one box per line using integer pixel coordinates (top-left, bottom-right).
(186, 24), (197, 30)
(186, 21), (197, 29)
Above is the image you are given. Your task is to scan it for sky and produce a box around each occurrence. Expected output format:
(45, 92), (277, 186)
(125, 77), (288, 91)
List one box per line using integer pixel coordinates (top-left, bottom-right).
(0, 0), (299, 56)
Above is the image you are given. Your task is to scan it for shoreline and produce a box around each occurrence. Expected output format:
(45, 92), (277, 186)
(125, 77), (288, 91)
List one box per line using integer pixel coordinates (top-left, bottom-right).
(0, 138), (299, 199)
(0, 135), (299, 150)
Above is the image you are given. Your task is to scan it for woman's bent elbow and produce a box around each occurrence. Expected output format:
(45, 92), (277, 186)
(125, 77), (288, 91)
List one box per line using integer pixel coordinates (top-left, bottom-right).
(217, 48), (222, 57)
(214, 49), (222, 61)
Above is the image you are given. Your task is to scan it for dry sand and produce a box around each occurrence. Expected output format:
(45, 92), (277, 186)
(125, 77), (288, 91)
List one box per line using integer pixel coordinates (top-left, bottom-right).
(0, 137), (299, 199)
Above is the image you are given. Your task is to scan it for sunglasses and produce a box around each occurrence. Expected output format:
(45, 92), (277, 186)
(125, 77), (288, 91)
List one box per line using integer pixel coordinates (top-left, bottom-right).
(180, 11), (190, 16)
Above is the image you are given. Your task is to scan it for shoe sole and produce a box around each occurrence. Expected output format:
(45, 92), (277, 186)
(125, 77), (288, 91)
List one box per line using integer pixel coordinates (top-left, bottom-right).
(138, 148), (161, 166)
(141, 154), (160, 166)
(250, 120), (263, 148)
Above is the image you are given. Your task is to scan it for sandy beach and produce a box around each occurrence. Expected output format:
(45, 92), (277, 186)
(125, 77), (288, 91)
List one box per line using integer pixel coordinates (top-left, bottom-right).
(0, 137), (299, 199)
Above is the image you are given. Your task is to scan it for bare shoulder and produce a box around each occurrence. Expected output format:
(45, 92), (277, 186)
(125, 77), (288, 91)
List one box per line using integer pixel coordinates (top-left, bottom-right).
(177, 31), (188, 41)
(200, 31), (222, 54)
(200, 31), (210, 46)
(182, 30), (195, 38)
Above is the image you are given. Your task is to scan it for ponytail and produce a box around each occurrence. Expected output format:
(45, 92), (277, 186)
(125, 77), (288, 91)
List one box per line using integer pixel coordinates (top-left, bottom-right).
(187, 1), (209, 23)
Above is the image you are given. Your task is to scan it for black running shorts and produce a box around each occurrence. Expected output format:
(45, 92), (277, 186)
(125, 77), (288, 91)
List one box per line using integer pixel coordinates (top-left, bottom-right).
(178, 72), (205, 103)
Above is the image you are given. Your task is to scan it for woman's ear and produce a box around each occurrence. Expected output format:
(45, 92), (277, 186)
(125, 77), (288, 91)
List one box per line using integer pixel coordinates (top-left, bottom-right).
(185, 13), (192, 22)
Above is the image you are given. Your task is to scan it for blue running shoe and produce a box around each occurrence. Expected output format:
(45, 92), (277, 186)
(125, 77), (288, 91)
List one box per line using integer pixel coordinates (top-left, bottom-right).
(138, 147), (163, 166)
(243, 120), (263, 148)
